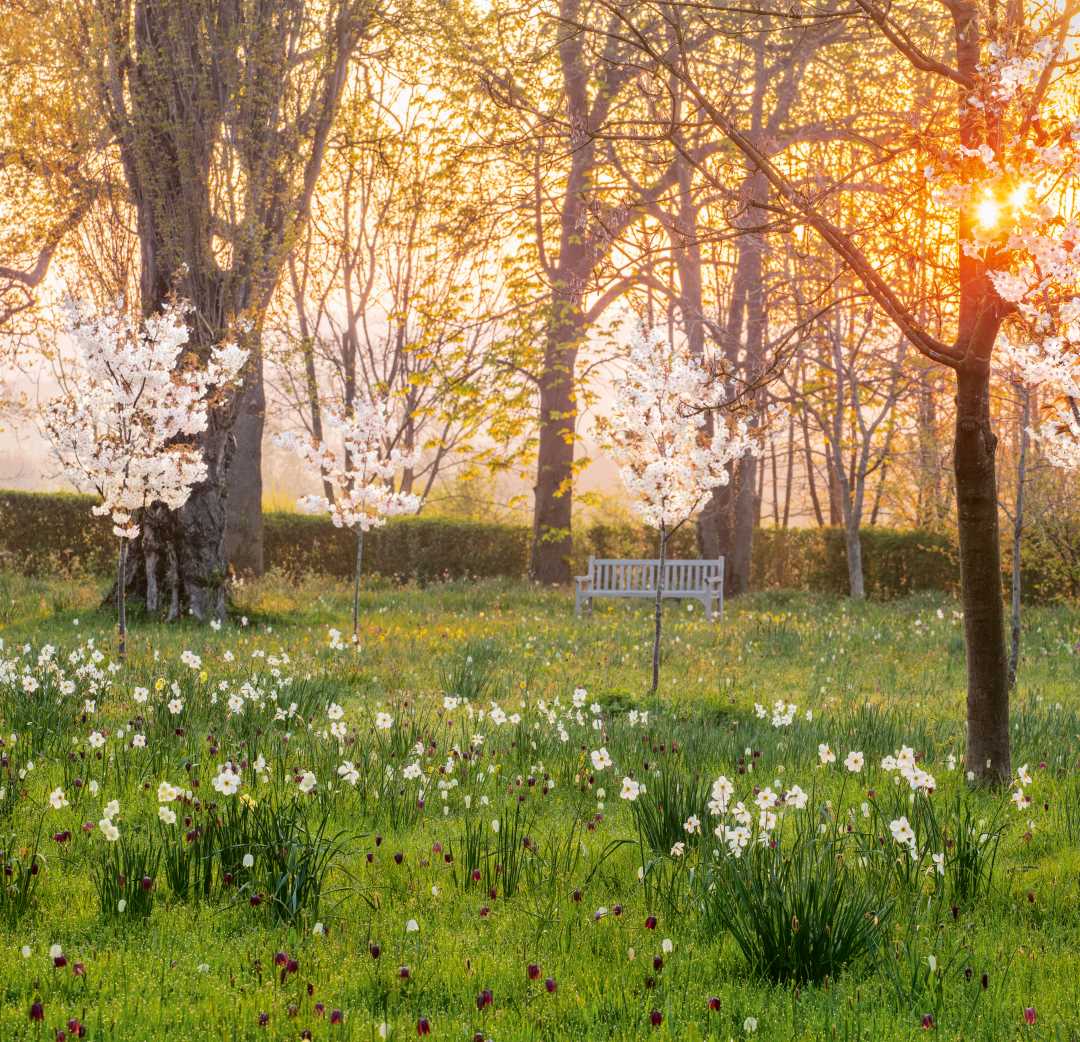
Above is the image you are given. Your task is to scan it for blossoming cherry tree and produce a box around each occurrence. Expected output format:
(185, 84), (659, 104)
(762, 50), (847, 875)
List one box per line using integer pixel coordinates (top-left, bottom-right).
(43, 301), (247, 659)
(277, 398), (420, 646)
(604, 328), (763, 693)
(968, 39), (1080, 475)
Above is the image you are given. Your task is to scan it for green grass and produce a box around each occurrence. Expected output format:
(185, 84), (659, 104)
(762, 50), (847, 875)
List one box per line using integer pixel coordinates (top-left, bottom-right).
(0, 571), (1079, 1041)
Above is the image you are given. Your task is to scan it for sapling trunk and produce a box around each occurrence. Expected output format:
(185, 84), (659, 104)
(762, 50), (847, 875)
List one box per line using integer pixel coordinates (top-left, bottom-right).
(116, 536), (128, 663)
(651, 523), (667, 695)
(1008, 386), (1030, 690)
(353, 527), (364, 650)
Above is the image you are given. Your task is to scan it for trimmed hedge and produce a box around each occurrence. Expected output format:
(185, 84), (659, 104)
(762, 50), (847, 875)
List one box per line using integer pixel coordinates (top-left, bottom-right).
(0, 489), (1067, 602)
(0, 490), (529, 583)
(264, 512), (529, 582)
(0, 490), (117, 576)
(751, 528), (958, 599)
(571, 523), (957, 599)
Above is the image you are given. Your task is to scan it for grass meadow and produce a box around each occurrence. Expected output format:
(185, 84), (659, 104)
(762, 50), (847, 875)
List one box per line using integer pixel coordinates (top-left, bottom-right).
(1, 572), (1079, 1041)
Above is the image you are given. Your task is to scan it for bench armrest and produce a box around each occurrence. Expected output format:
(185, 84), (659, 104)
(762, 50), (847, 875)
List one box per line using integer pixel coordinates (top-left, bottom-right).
(575, 575), (592, 587)
(707, 576), (723, 586)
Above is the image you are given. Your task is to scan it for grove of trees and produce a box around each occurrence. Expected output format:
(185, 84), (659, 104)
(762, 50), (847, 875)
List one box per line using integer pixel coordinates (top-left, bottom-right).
(3, 0), (1079, 782)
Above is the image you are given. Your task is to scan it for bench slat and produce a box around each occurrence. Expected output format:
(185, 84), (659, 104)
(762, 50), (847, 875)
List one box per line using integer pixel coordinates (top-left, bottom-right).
(586, 559), (722, 594)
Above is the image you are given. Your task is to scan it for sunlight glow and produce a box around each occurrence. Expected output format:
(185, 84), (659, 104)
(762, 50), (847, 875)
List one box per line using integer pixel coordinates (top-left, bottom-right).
(976, 197), (1000, 229)
(1009, 182), (1032, 210)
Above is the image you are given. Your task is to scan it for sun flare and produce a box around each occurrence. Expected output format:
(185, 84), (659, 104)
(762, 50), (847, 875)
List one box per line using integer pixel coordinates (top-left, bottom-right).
(976, 197), (1000, 229)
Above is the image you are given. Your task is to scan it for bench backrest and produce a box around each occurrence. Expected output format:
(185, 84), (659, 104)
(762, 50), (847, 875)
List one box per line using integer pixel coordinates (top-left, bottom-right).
(588, 557), (723, 592)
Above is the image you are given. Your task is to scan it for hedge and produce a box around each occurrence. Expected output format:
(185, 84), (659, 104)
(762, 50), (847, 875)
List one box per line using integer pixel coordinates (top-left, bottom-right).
(264, 512), (529, 581)
(570, 522), (958, 599)
(0, 489), (1069, 602)
(0, 490), (529, 583)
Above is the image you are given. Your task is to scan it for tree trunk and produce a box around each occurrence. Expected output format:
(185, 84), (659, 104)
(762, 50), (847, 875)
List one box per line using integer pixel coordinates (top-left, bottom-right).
(116, 537), (128, 662)
(782, 410), (795, 528)
(954, 362), (1010, 783)
(829, 451), (865, 599)
(224, 348), (265, 577)
(728, 457), (757, 595)
(844, 517), (865, 600)
(173, 426), (233, 622)
(801, 403), (826, 527)
(116, 420), (234, 624)
(651, 525), (667, 695)
(1008, 385), (1030, 690)
(827, 459), (844, 525)
(696, 482), (732, 561)
(353, 527), (364, 649)
(530, 292), (583, 585)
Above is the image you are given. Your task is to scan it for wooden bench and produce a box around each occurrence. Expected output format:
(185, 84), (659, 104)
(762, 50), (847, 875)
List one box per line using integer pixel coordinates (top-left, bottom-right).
(575, 556), (724, 620)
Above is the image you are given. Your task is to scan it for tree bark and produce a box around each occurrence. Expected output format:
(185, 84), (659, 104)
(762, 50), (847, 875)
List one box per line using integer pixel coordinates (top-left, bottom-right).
(110, 304), (240, 623)
(170, 423), (234, 622)
(800, 401), (826, 527)
(116, 537), (128, 662)
(843, 514), (865, 599)
(530, 290), (583, 584)
(725, 160), (767, 596)
(1008, 385), (1030, 690)
(954, 361), (1010, 782)
(224, 344), (265, 577)
(782, 410), (795, 527)
(827, 442), (865, 599)
(651, 525), (666, 695)
(728, 458), (757, 595)
(353, 527), (364, 649)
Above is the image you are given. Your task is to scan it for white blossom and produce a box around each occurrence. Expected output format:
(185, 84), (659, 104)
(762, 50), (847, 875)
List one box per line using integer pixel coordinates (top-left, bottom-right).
(275, 398), (420, 532)
(43, 300), (247, 539)
(602, 328), (767, 532)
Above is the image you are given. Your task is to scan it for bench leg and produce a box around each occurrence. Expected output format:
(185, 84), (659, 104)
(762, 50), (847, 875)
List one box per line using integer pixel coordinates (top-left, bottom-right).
(575, 589), (582, 617)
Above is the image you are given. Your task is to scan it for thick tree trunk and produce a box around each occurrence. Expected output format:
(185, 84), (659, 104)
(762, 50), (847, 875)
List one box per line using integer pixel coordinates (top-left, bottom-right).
(91, 0), (366, 627)
(115, 420), (234, 624)
(954, 362), (1010, 783)
(726, 160), (767, 595)
(530, 292), (583, 585)
(224, 350), (265, 577)
(696, 482), (732, 560)
(531, 373), (576, 584)
(728, 458), (757, 595)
